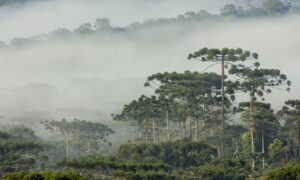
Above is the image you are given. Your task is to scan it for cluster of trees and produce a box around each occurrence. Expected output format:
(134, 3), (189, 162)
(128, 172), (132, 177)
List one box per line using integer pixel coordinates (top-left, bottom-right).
(41, 119), (114, 158)
(1, 47), (300, 179)
(0, 119), (115, 178)
(3, 171), (85, 180)
(4, 0), (300, 47)
(0, 126), (46, 176)
(0, 0), (35, 6)
(52, 0), (300, 32)
(220, 0), (295, 17)
(56, 140), (216, 179)
(111, 47), (297, 177)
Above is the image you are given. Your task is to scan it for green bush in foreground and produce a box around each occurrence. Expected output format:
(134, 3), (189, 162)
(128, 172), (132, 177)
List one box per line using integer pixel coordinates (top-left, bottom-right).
(173, 158), (251, 180)
(114, 170), (175, 180)
(266, 163), (300, 180)
(3, 171), (86, 180)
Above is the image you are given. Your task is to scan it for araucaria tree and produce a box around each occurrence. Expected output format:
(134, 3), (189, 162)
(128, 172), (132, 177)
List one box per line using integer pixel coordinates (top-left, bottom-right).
(42, 119), (114, 158)
(188, 47), (258, 156)
(113, 95), (165, 144)
(238, 102), (279, 170)
(145, 71), (237, 146)
(278, 100), (300, 160)
(228, 60), (291, 171)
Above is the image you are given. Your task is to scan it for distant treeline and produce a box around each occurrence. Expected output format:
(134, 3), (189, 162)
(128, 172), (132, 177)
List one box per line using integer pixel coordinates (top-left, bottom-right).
(0, 0), (41, 6)
(2, 0), (299, 46)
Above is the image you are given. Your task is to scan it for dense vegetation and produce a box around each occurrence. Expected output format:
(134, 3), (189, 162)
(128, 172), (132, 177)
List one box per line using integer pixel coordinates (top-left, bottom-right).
(0, 0), (299, 179)
(1, 47), (299, 179)
(3, 171), (86, 180)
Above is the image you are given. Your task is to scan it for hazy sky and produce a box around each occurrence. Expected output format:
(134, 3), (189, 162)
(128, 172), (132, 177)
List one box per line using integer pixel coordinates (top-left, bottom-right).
(0, 0), (243, 41)
(0, 0), (298, 118)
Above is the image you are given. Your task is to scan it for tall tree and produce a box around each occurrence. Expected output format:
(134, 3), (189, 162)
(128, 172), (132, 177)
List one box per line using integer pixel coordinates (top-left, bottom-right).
(145, 71), (236, 147)
(113, 95), (165, 144)
(188, 47), (258, 156)
(238, 102), (279, 170)
(278, 100), (300, 160)
(228, 61), (291, 171)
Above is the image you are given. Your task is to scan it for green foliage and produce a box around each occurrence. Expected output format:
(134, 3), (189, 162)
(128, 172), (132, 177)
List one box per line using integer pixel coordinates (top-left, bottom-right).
(3, 171), (86, 180)
(262, 0), (291, 15)
(222, 125), (247, 157)
(42, 119), (114, 136)
(188, 47), (257, 62)
(146, 71), (230, 106)
(174, 158), (251, 180)
(0, 141), (45, 174)
(229, 62), (290, 100)
(58, 155), (167, 172)
(240, 103), (279, 150)
(278, 100), (300, 161)
(117, 140), (216, 168)
(112, 95), (165, 124)
(220, 4), (239, 17)
(8, 126), (39, 141)
(114, 170), (175, 180)
(0, 131), (11, 140)
(42, 119), (114, 155)
(266, 163), (300, 180)
(268, 139), (287, 164)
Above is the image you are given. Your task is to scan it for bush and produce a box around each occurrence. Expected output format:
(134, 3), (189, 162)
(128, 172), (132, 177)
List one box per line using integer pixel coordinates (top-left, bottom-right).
(266, 163), (300, 180)
(114, 170), (176, 180)
(117, 140), (216, 168)
(173, 158), (251, 180)
(3, 171), (86, 180)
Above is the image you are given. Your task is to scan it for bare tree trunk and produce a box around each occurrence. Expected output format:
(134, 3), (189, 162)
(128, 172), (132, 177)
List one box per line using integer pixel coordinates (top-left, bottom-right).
(177, 121), (181, 140)
(152, 119), (156, 144)
(166, 110), (170, 141)
(65, 137), (69, 159)
(139, 128), (142, 143)
(157, 121), (160, 144)
(262, 124), (265, 170)
(183, 119), (186, 139)
(87, 141), (91, 154)
(188, 115), (193, 141)
(250, 94), (255, 171)
(220, 56), (225, 157)
(145, 129), (148, 144)
(196, 119), (199, 142)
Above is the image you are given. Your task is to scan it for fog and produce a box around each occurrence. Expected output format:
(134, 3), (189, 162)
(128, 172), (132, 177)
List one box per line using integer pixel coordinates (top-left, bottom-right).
(0, 0), (298, 139)
(0, 0), (252, 41)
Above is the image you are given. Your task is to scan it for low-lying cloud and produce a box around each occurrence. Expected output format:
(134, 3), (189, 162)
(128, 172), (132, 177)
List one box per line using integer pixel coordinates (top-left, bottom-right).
(0, 1), (298, 128)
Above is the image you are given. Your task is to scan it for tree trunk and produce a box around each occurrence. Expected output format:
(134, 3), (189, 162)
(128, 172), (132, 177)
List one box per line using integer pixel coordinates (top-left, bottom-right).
(196, 119), (199, 142)
(65, 137), (69, 159)
(220, 56), (225, 157)
(166, 110), (170, 141)
(152, 119), (156, 144)
(183, 119), (186, 139)
(87, 141), (91, 154)
(177, 121), (181, 140)
(250, 94), (255, 171)
(145, 129), (148, 144)
(297, 123), (300, 157)
(261, 124), (265, 170)
(157, 121), (160, 144)
(187, 115), (193, 141)
(139, 128), (142, 143)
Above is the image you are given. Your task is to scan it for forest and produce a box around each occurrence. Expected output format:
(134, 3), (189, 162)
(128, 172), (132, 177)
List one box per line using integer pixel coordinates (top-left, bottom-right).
(0, 0), (300, 179)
